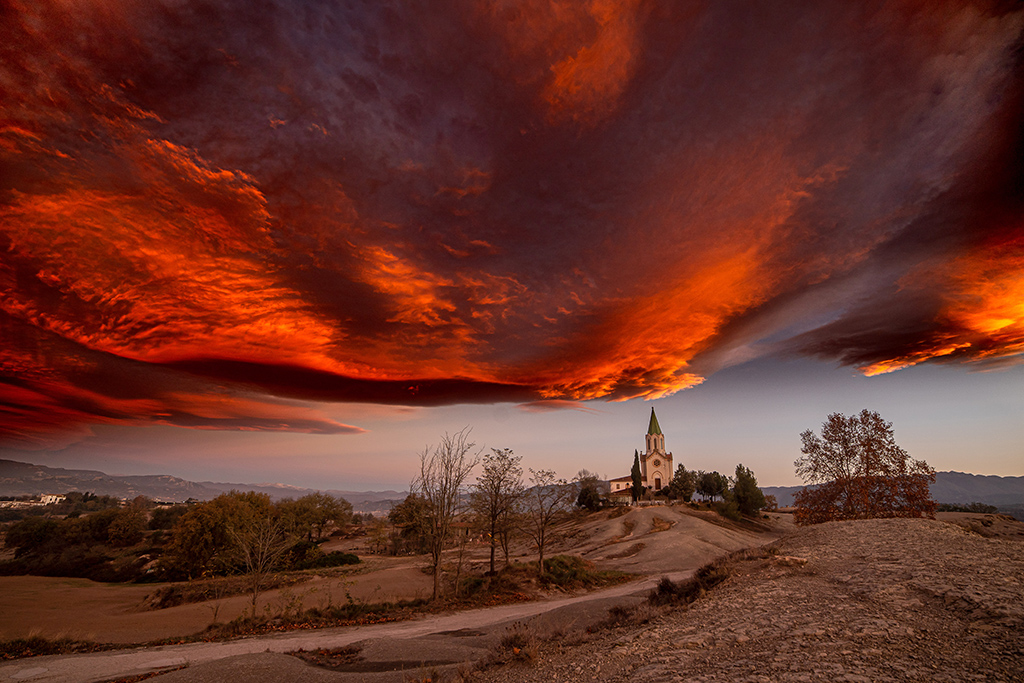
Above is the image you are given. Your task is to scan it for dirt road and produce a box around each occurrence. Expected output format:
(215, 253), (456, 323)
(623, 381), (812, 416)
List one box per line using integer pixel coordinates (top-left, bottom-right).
(0, 570), (684, 683)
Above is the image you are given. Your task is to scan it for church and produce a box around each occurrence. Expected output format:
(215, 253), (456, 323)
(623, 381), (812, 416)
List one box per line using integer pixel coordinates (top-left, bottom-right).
(609, 407), (674, 500)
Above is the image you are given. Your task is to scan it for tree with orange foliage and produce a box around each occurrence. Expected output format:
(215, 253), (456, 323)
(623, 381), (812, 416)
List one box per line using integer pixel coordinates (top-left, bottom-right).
(793, 410), (936, 525)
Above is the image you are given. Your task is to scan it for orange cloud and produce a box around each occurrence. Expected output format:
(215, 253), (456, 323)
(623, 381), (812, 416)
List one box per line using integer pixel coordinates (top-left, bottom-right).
(2, 0), (1023, 446)
(945, 235), (1024, 353)
(542, 0), (646, 126)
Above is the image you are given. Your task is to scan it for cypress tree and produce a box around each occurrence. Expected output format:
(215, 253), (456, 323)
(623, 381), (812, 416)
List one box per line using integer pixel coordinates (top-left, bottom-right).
(630, 450), (643, 503)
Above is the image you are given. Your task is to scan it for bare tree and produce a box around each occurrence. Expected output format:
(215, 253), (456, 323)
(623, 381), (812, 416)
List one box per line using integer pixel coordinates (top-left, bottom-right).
(412, 428), (481, 601)
(471, 448), (524, 574)
(229, 516), (291, 617)
(521, 468), (573, 576)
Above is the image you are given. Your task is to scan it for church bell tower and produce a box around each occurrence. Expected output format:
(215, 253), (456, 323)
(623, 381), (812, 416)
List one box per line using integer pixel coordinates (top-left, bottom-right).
(642, 406), (672, 491)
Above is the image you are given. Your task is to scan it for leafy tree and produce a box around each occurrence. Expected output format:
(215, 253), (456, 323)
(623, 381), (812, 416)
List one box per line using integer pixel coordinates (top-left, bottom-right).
(667, 464), (696, 502)
(81, 508), (121, 543)
(107, 505), (147, 546)
(630, 450), (643, 503)
(574, 469), (603, 512)
(696, 471), (730, 501)
(470, 448), (524, 574)
(367, 517), (390, 554)
(162, 491), (272, 579)
(4, 517), (60, 557)
(277, 496), (317, 540)
(412, 428), (481, 600)
(388, 493), (432, 554)
(521, 468), (574, 576)
(794, 409), (936, 524)
(301, 492), (352, 540)
(576, 484), (602, 512)
(149, 504), (188, 530)
(732, 464), (766, 516)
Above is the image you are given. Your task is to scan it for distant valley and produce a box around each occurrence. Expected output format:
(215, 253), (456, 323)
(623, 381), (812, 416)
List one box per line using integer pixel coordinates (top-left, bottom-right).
(0, 459), (404, 515)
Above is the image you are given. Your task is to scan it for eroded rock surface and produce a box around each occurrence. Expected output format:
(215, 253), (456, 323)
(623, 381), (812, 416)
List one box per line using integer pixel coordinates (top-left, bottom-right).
(476, 518), (1024, 683)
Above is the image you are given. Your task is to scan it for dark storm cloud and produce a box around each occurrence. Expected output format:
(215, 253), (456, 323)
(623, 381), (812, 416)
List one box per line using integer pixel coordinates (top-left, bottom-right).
(1, 0), (1022, 445)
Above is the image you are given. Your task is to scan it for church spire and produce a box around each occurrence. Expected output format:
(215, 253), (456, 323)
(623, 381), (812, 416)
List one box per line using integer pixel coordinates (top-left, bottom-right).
(647, 406), (662, 436)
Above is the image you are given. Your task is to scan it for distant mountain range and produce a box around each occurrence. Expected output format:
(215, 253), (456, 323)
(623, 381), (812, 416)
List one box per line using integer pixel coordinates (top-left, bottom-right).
(3, 458), (1022, 518)
(0, 459), (404, 514)
(763, 471), (1024, 511)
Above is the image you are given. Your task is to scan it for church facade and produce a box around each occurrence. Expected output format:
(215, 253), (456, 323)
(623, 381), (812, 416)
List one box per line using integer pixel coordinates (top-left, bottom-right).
(609, 407), (674, 499)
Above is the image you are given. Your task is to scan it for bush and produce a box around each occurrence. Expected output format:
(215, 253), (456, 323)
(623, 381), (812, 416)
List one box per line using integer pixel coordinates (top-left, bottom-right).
(648, 557), (732, 607)
(713, 499), (741, 521)
(576, 485), (602, 512)
(541, 555), (588, 586)
(936, 502), (999, 514)
(537, 555), (629, 589)
(303, 551), (360, 569)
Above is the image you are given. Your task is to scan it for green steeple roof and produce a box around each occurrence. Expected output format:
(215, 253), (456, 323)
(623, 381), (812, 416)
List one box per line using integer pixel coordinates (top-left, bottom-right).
(647, 406), (662, 435)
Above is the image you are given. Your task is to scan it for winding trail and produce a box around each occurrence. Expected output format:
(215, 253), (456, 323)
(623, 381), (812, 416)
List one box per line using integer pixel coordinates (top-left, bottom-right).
(0, 572), (688, 683)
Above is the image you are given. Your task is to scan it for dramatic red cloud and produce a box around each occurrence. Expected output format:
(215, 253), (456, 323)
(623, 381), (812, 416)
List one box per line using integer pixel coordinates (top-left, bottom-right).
(1, 0), (1022, 446)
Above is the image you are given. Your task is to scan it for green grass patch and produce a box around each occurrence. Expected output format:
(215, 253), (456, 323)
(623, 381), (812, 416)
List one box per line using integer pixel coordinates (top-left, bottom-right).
(538, 555), (632, 589)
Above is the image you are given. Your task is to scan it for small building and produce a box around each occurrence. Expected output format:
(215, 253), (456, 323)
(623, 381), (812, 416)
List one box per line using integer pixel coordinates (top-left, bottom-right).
(609, 407), (675, 502)
(41, 494), (66, 505)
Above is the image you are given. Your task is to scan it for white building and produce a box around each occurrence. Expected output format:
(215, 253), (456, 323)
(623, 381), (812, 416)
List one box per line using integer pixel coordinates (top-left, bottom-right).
(609, 407), (675, 500)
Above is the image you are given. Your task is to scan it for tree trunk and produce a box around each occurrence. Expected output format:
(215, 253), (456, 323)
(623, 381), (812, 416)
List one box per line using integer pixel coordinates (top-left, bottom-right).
(431, 548), (441, 601)
(488, 517), (496, 574)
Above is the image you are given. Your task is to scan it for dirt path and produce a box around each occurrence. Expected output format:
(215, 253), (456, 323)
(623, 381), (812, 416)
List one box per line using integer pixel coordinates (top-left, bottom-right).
(0, 571), (678, 683)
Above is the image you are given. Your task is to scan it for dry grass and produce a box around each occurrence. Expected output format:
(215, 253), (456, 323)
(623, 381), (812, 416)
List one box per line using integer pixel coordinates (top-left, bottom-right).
(606, 542), (645, 559)
(488, 621), (540, 666)
(650, 517), (673, 533)
(0, 636), (116, 660)
(589, 602), (661, 631)
(289, 645), (363, 669)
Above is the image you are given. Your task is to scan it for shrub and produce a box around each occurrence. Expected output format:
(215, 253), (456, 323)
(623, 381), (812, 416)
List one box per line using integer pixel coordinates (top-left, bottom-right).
(536, 555), (629, 589)
(541, 555), (588, 586)
(648, 557), (732, 607)
(491, 622), (539, 664)
(713, 499), (742, 521)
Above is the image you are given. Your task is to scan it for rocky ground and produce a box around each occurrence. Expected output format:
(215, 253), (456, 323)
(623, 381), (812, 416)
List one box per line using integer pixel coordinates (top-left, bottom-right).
(471, 517), (1024, 683)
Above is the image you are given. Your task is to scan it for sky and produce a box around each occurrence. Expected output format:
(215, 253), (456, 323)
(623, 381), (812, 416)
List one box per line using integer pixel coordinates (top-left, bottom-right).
(1, 1), (1022, 491)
